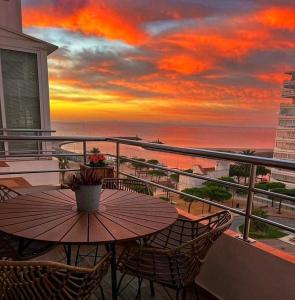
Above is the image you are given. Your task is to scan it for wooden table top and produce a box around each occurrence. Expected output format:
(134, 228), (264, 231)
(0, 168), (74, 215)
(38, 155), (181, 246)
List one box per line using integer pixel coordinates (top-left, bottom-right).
(0, 189), (178, 244)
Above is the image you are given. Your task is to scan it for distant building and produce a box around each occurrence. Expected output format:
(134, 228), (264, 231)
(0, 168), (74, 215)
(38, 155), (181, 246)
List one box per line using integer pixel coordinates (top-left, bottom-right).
(178, 160), (230, 191)
(272, 71), (295, 187)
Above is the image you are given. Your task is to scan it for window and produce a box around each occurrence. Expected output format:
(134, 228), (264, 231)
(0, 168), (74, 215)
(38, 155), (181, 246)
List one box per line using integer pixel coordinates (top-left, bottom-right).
(280, 107), (295, 116)
(0, 49), (41, 153)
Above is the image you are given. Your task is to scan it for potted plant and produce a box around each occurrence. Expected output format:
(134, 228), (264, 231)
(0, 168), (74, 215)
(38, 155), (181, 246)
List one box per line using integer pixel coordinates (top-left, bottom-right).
(88, 147), (107, 167)
(80, 147), (114, 179)
(70, 168), (102, 212)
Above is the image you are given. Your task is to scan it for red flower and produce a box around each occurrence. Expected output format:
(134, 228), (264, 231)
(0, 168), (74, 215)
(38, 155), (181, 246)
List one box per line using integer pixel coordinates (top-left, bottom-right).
(88, 154), (106, 165)
(97, 154), (105, 161)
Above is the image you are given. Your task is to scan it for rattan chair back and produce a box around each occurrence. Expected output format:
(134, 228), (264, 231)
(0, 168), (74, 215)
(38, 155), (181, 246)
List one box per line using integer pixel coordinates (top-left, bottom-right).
(147, 210), (231, 249)
(0, 185), (55, 261)
(0, 185), (20, 202)
(0, 185), (20, 260)
(0, 252), (111, 299)
(102, 178), (152, 195)
(118, 210), (233, 289)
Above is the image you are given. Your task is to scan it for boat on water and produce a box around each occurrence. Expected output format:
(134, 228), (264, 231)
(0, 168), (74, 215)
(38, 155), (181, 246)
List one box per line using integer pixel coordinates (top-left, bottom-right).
(142, 138), (164, 150)
(150, 138), (164, 144)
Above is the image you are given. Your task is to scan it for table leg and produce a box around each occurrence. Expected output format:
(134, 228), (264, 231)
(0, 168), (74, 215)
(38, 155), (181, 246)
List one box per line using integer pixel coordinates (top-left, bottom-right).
(66, 244), (72, 265)
(17, 239), (24, 256)
(110, 243), (117, 300)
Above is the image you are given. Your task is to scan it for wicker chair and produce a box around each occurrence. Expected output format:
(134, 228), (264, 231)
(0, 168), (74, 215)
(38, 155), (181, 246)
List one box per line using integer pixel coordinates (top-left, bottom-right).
(0, 184), (19, 202)
(102, 178), (152, 195)
(0, 252), (111, 300)
(117, 210), (233, 299)
(0, 185), (55, 260)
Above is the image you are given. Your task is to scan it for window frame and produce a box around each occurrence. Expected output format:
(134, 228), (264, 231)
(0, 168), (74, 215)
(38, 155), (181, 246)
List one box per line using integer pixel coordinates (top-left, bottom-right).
(0, 45), (45, 154)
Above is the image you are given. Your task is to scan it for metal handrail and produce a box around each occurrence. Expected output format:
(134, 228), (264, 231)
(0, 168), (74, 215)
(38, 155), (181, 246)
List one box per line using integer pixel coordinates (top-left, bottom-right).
(109, 137), (295, 170)
(120, 172), (295, 234)
(0, 135), (294, 241)
(0, 169), (79, 176)
(0, 153), (84, 158)
(0, 128), (56, 133)
(1, 135), (295, 170)
(109, 155), (295, 203)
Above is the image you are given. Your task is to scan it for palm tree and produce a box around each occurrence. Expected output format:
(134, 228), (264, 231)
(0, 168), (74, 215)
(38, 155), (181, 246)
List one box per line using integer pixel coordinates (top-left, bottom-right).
(180, 187), (206, 213)
(203, 185), (232, 212)
(58, 157), (70, 184)
(239, 150), (255, 184)
(181, 184), (231, 213)
(131, 158), (146, 175)
(219, 176), (237, 207)
(146, 159), (159, 166)
(229, 165), (245, 184)
(240, 149), (256, 156)
(148, 170), (167, 182)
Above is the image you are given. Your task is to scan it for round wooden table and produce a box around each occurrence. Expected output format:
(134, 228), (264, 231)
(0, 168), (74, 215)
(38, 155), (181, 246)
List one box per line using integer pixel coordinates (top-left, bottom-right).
(0, 188), (178, 300)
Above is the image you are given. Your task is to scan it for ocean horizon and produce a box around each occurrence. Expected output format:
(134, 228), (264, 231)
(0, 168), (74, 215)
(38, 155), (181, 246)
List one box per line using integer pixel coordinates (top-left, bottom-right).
(53, 121), (276, 169)
(53, 121), (276, 149)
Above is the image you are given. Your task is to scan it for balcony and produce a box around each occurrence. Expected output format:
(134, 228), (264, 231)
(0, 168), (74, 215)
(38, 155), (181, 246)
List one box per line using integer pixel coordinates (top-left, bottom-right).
(283, 80), (295, 89)
(0, 133), (295, 299)
(282, 89), (295, 98)
(274, 147), (295, 154)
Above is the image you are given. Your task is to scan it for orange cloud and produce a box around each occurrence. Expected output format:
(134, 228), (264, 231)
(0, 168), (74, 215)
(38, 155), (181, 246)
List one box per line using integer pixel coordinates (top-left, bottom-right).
(159, 29), (274, 60)
(257, 7), (295, 30)
(23, 1), (146, 44)
(254, 72), (285, 84)
(157, 54), (214, 74)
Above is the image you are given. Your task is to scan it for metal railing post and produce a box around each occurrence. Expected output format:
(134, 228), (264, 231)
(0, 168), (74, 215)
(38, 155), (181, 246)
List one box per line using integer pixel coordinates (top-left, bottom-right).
(37, 131), (41, 160)
(0, 134), (294, 234)
(83, 141), (87, 164)
(243, 164), (257, 242)
(116, 142), (120, 179)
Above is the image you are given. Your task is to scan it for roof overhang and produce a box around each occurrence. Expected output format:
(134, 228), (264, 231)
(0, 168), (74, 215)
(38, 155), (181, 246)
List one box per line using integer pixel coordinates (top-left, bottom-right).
(0, 25), (58, 55)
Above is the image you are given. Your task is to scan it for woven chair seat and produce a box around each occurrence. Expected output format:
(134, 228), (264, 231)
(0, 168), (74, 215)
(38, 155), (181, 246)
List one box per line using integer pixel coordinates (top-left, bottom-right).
(0, 252), (111, 300)
(118, 210), (233, 292)
(118, 248), (200, 288)
(0, 185), (56, 261)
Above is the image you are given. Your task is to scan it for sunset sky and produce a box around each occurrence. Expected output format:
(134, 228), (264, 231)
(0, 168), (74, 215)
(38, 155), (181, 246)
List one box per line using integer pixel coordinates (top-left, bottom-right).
(22, 0), (295, 127)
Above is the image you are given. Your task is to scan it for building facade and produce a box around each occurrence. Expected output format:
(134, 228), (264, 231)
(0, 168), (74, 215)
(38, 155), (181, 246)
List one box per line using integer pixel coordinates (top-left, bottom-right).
(178, 160), (230, 191)
(272, 71), (295, 186)
(0, 0), (57, 153)
(0, 0), (59, 187)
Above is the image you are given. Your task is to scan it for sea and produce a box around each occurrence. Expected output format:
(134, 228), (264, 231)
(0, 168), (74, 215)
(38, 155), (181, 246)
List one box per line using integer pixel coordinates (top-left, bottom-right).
(53, 121), (276, 169)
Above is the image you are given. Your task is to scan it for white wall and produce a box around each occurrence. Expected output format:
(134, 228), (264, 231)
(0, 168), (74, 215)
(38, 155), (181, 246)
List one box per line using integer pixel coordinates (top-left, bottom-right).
(197, 234), (295, 300)
(178, 161), (230, 191)
(0, 0), (22, 32)
(178, 175), (203, 190)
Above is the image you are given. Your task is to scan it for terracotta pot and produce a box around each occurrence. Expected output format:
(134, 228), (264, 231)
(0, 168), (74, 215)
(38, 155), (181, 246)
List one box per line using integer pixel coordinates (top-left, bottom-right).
(80, 164), (114, 179)
(75, 184), (102, 212)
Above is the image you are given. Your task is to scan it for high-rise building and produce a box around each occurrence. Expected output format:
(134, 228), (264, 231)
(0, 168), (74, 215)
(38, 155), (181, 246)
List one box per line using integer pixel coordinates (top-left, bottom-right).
(272, 71), (295, 186)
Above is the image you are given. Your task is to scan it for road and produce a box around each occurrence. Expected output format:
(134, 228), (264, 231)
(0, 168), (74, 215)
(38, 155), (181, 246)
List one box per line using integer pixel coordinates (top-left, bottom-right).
(230, 215), (295, 255)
